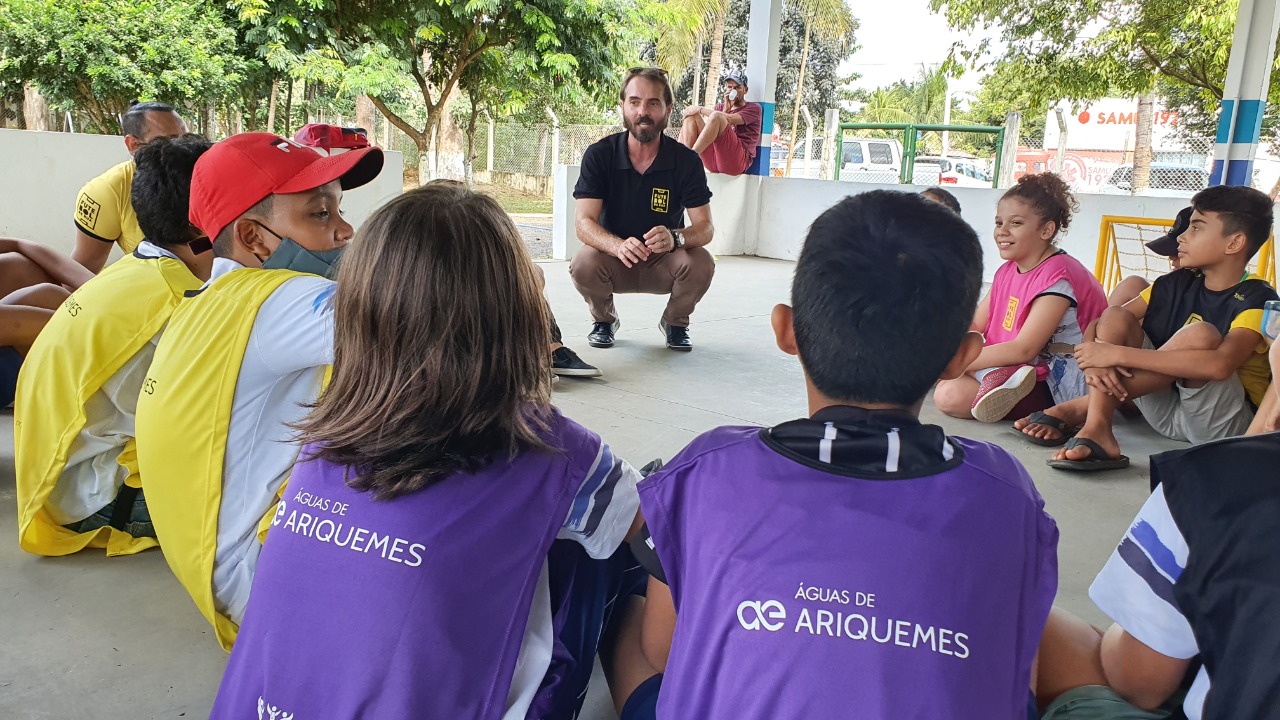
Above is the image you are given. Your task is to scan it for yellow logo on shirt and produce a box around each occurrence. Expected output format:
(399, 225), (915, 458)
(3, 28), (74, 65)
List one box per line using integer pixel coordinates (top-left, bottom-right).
(1002, 296), (1019, 331)
(1184, 313), (1204, 327)
(651, 188), (670, 213)
(76, 195), (102, 230)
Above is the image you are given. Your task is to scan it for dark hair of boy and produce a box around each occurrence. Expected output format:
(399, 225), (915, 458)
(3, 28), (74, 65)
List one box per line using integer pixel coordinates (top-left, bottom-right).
(1001, 172), (1079, 236)
(131, 134), (214, 247)
(920, 186), (962, 213)
(1191, 185), (1275, 258)
(791, 190), (983, 406)
(122, 101), (178, 139)
(296, 181), (554, 500)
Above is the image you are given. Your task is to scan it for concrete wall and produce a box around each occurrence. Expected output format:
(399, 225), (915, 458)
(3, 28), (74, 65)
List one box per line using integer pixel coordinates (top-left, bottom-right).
(553, 162), (1191, 281)
(0, 129), (404, 258)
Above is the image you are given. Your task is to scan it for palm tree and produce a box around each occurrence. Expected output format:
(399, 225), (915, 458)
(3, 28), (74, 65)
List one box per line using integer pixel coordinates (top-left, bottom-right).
(855, 88), (913, 124)
(785, 0), (857, 175)
(654, 0), (730, 107)
(907, 64), (949, 124)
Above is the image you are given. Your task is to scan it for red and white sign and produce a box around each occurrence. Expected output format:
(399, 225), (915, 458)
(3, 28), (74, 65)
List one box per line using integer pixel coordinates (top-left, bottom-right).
(1043, 98), (1185, 153)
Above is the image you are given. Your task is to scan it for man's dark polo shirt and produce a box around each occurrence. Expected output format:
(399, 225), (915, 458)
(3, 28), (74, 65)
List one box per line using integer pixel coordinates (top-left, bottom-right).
(573, 131), (712, 241)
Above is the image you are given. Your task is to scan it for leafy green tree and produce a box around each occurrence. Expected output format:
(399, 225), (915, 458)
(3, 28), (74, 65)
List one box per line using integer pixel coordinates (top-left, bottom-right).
(233, 0), (630, 181)
(959, 59), (1052, 146)
(670, 0), (858, 128)
(931, 0), (1280, 145)
(856, 87), (913, 124)
(0, 0), (250, 133)
(783, 0), (856, 174)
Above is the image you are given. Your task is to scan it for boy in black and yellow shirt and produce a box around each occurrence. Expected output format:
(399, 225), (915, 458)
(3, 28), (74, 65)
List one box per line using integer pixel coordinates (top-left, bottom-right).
(1016, 185), (1277, 470)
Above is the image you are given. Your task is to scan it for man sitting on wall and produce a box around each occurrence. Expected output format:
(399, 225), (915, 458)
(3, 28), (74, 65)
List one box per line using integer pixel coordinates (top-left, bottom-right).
(678, 71), (762, 177)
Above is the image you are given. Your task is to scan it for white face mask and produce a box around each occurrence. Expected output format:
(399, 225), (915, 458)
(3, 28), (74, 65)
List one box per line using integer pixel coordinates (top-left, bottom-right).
(727, 89), (739, 102)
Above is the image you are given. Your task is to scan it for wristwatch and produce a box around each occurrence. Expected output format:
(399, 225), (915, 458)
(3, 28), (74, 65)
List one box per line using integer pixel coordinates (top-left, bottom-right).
(670, 229), (685, 250)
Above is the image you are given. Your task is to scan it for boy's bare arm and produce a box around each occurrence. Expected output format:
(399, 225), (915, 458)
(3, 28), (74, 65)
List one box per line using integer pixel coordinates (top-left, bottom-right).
(1099, 624), (1188, 711)
(1247, 340), (1280, 434)
(1095, 328), (1261, 382)
(640, 577), (677, 673)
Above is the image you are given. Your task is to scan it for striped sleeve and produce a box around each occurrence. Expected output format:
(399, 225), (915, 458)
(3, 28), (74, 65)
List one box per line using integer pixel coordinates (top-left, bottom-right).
(1088, 485), (1199, 659)
(557, 440), (641, 559)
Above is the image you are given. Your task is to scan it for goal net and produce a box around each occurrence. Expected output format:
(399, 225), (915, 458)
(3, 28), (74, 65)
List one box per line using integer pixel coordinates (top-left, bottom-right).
(1095, 215), (1275, 293)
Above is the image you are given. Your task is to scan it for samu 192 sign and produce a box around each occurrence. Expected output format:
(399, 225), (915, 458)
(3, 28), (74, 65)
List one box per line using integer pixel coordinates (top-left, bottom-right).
(1077, 110), (1179, 126)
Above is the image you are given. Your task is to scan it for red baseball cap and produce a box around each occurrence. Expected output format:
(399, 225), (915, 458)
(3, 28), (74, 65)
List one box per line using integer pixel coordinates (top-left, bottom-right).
(189, 132), (384, 240)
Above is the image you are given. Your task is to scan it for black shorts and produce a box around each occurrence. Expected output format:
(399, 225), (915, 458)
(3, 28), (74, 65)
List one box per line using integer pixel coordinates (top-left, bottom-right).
(0, 346), (22, 408)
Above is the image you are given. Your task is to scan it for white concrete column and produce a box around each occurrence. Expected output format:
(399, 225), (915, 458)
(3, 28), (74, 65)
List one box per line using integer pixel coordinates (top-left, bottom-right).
(745, 0), (784, 175)
(1211, 0), (1280, 186)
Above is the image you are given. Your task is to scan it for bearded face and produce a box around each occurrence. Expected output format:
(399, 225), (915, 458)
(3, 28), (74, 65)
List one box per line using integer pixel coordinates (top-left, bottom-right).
(624, 107), (669, 144)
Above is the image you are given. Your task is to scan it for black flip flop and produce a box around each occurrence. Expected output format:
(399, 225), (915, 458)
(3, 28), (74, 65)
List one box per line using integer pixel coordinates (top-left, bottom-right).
(1014, 411), (1078, 447)
(1047, 438), (1130, 472)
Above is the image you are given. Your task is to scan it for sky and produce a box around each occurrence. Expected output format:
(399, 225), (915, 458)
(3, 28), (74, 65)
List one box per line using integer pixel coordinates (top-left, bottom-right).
(838, 0), (994, 99)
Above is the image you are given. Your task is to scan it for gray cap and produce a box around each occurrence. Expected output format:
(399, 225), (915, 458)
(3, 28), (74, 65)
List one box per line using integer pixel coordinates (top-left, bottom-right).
(724, 71), (749, 88)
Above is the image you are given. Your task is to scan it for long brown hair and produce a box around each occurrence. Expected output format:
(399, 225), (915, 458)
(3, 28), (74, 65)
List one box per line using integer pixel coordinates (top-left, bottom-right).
(296, 181), (553, 500)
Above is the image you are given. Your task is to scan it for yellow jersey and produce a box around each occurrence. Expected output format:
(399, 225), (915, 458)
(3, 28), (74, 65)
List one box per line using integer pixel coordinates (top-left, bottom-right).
(74, 160), (144, 254)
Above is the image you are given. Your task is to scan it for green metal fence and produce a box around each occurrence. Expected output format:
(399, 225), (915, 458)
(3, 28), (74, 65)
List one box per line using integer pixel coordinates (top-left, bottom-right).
(835, 122), (1006, 188)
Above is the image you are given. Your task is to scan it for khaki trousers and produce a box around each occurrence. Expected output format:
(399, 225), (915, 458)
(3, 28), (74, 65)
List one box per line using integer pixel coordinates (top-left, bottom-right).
(569, 245), (715, 327)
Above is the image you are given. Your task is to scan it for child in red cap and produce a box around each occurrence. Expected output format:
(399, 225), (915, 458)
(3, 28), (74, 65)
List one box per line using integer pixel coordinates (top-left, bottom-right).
(134, 132), (383, 649)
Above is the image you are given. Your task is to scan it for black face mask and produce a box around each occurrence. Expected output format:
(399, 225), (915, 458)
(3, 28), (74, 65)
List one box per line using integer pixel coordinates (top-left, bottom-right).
(253, 222), (345, 280)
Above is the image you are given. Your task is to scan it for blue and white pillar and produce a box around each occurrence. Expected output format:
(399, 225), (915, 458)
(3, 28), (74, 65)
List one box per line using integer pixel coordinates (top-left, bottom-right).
(745, 0), (784, 175)
(1211, 0), (1280, 186)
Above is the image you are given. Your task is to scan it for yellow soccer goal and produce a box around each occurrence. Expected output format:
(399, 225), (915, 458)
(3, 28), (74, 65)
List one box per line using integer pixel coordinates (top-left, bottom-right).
(1095, 215), (1276, 293)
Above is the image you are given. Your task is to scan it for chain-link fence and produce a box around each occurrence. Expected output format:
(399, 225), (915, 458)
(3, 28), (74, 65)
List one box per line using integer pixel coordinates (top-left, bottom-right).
(1016, 136), (1217, 197)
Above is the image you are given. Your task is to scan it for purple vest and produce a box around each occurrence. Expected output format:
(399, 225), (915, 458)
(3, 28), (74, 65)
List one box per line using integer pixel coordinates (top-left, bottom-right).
(211, 409), (599, 719)
(640, 427), (1058, 719)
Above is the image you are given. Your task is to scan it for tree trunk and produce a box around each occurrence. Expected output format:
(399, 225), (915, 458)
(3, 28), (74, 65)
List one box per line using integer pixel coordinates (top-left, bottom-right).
(23, 83), (50, 131)
(432, 87), (467, 180)
(267, 79), (279, 135)
(691, 36), (704, 106)
(1132, 94), (1155, 195)
(284, 79), (294, 135)
(201, 103), (215, 138)
(702, 3), (728, 109)
(355, 94), (376, 136)
(464, 98), (481, 188)
(785, 18), (813, 177)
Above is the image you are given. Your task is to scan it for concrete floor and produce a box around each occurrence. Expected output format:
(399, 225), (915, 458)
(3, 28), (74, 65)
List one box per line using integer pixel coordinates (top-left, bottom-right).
(0, 257), (1181, 718)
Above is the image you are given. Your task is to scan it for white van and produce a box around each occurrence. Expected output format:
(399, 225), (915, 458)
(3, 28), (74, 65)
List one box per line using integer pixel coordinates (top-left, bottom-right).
(839, 137), (903, 183)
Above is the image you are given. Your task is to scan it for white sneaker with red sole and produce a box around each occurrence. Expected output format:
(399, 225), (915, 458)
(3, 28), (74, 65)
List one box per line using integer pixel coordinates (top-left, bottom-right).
(970, 365), (1037, 423)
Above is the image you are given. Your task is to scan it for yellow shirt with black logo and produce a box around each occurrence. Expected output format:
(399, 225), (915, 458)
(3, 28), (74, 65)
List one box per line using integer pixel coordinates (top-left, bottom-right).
(74, 160), (144, 253)
(14, 252), (202, 557)
(135, 267), (309, 651)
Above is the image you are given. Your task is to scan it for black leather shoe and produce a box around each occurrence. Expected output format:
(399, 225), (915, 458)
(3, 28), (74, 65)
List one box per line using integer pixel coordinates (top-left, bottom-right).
(659, 320), (693, 351)
(588, 319), (621, 348)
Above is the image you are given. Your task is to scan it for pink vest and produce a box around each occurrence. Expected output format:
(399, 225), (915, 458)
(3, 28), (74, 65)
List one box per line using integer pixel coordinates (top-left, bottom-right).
(984, 253), (1107, 379)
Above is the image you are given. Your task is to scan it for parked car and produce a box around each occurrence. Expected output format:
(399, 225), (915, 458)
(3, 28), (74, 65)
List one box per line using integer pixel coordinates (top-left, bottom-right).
(1098, 163), (1210, 197)
(838, 137), (903, 184)
(912, 156), (994, 187)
